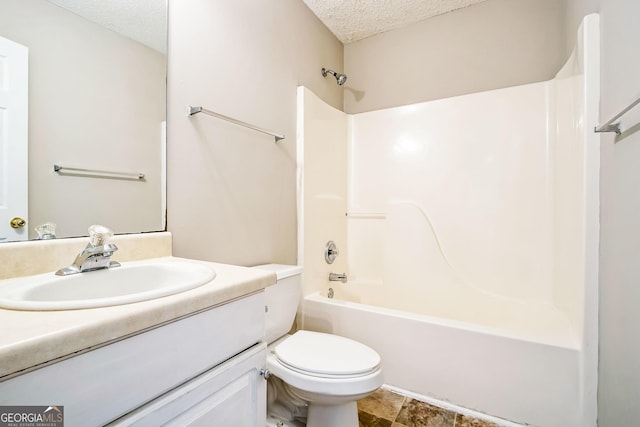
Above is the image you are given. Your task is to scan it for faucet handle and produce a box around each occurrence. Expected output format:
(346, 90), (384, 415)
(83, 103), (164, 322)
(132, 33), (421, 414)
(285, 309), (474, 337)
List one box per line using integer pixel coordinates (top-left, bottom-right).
(35, 222), (57, 240)
(88, 224), (114, 246)
(324, 241), (340, 264)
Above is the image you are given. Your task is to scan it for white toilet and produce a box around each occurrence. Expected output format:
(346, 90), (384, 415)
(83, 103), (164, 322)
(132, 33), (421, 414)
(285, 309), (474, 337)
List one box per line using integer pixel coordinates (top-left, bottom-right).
(254, 264), (383, 427)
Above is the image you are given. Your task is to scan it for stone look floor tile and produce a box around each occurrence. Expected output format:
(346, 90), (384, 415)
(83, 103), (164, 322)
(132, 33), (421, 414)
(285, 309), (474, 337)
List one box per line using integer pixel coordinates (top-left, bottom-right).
(358, 410), (394, 427)
(357, 389), (508, 427)
(395, 399), (456, 427)
(454, 414), (501, 427)
(358, 388), (406, 420)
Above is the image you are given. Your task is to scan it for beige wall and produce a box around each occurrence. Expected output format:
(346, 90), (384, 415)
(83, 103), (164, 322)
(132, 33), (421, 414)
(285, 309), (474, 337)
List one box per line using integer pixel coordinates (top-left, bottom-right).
(167, 0), (343, 266)
(343, 0), (565, 113)
(0, 0), (166, 239)
(564, 0), (599, 55)
(564, 1), (640, 426)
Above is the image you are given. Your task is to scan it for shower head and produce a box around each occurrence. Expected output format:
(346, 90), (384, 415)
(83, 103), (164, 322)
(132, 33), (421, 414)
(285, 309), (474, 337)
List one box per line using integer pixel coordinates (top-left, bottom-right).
(322, 68), (347, 86)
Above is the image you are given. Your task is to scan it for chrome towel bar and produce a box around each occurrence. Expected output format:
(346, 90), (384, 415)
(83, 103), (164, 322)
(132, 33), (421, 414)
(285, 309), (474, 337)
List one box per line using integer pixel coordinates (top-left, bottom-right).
(54, 165), (145, 180)
(187, 105), (284, 142)
(595, 94), (640, 135)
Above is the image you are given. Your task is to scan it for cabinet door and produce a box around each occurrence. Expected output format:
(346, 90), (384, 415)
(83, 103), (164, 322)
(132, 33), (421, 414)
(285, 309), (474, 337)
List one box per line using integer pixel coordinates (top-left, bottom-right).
(110, 343), (266, 427)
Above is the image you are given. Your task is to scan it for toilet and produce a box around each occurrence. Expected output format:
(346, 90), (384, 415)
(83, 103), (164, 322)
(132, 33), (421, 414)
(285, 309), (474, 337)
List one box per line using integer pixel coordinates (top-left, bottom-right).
(254, 264), (383, 427)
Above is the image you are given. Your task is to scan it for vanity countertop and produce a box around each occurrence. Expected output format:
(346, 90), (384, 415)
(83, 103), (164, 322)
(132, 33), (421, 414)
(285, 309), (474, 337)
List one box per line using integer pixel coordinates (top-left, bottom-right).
(0, 256), (276, 380)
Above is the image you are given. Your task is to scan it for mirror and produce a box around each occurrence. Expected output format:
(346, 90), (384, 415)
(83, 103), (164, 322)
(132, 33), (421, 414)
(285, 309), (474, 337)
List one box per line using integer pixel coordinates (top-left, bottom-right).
(0, 0), (167, 242)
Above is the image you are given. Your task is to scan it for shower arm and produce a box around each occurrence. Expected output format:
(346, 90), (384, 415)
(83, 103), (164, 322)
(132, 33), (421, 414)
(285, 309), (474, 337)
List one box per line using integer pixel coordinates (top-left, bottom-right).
(321, 68), (347, 85)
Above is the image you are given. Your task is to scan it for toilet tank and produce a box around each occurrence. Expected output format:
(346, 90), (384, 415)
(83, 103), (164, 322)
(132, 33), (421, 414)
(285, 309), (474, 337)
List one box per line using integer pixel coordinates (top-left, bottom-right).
(253, 264), (303, 343)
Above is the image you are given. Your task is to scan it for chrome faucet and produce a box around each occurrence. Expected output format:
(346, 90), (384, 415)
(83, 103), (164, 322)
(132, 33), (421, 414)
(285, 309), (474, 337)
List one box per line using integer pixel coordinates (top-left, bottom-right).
(56, 225), (121, 276)
(329, 272), (347, 283)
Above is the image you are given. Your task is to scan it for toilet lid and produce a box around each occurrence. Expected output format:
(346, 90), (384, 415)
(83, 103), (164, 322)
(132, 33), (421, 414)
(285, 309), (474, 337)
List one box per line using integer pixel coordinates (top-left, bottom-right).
(274, 331), (381, 376)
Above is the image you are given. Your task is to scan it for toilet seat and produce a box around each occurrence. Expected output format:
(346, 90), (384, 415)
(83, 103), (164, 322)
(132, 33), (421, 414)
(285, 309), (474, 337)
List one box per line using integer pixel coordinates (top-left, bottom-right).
(267, 332), (384, 398)
(275, 331), (381, 378)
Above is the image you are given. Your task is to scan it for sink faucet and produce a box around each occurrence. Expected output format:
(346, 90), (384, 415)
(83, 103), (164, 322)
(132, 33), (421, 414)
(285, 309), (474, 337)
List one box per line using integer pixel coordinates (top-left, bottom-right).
(329, 272), (347, 283)
(56, 225), (121, 276)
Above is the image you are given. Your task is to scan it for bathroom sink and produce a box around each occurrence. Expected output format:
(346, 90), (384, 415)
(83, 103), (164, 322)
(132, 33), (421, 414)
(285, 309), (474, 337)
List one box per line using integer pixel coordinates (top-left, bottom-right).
(0, 259), (216, 311)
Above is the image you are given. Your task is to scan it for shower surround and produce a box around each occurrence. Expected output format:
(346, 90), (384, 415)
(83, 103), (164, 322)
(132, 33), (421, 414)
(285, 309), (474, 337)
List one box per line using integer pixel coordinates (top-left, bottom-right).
(297, 15), (599, 427)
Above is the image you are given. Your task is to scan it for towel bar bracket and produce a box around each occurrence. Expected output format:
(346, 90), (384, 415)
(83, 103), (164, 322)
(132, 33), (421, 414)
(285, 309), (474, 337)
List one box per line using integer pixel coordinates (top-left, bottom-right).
(594, 123), (621, 135)
(188, 106), (203, 116)
(594, 95), (640, 135)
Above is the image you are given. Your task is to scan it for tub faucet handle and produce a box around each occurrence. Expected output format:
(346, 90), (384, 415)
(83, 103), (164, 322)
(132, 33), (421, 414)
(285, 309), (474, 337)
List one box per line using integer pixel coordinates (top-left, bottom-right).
(325, 241), (340, 264)
(329, 272), (347, 283)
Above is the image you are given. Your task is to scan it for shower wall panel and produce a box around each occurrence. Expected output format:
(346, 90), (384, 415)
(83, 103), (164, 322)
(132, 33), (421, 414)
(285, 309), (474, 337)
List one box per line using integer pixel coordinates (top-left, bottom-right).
(297, 87), (349, 297)
(348, 83), (554, 303)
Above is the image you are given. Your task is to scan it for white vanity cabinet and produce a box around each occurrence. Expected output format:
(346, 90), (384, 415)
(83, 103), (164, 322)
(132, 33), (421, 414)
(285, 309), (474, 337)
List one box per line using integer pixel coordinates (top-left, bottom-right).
(109, 342), (266, 426)
(0, 292), (267, 426)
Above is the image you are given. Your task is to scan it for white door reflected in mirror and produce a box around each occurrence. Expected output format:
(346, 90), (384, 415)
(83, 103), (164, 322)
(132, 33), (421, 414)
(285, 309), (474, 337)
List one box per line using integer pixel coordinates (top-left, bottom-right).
(0, 35), (28, 242)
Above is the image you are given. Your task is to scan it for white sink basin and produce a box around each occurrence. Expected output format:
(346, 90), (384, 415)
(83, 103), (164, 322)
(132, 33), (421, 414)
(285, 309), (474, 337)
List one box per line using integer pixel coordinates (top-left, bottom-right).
(0, 259), (216, 310)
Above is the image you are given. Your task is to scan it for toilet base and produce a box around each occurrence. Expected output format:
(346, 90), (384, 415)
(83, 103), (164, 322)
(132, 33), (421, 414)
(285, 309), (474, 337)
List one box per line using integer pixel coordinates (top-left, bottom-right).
(266, 415), (305, 427)
(307, 401), (358, 427)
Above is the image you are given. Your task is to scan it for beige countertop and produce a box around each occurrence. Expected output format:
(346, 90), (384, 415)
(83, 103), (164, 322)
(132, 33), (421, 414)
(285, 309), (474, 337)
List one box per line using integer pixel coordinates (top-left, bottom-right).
(0, 257), (276, 380)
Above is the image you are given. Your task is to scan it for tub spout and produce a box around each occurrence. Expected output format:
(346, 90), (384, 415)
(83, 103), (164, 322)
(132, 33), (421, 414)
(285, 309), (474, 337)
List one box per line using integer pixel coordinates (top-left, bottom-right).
(329, 272), (347, 283)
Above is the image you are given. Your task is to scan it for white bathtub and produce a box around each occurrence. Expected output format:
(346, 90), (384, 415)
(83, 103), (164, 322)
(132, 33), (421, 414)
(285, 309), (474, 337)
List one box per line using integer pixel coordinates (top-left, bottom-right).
(302, 287), (581, 427)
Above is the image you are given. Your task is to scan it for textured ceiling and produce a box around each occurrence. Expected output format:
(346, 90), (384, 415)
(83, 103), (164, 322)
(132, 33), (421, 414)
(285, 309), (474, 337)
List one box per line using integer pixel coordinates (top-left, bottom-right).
(46, 0), (484, 52)
(47, 0), (167, 54)
(303, 0), (487, 44)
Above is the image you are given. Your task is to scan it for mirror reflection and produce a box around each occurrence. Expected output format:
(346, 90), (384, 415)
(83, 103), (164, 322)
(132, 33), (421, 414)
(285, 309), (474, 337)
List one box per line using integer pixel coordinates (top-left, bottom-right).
(0, 0), (167, 243)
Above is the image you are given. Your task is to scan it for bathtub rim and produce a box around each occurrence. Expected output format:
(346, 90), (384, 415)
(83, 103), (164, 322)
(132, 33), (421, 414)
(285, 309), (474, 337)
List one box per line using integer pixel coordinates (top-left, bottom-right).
(303, 291), (580, 351)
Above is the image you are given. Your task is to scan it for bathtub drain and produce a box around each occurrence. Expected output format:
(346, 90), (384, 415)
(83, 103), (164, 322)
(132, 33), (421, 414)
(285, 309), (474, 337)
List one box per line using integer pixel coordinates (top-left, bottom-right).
(327, 287), (334, 299)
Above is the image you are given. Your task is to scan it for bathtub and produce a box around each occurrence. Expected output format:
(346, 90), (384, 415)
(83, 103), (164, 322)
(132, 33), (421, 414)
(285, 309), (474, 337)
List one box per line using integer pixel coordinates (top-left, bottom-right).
(301, 287), (581, 427)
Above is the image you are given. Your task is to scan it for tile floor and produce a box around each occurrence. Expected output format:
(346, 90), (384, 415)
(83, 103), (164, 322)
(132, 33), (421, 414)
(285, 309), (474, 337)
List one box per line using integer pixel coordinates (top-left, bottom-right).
(357, 388), (502, 427)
